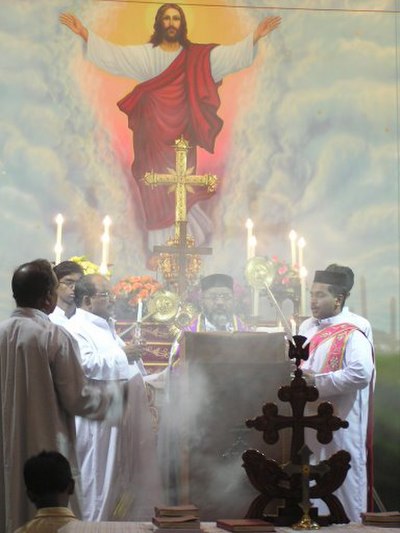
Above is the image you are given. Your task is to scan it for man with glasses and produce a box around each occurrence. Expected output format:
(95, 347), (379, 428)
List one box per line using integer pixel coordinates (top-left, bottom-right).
(49, 261), (84, 326)
(188, 274), (248, 332)
(66, 274), (161, 522)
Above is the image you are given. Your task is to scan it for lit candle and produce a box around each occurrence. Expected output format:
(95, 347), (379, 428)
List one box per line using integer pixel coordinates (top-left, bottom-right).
(289, 230), (297, 267)
(99, 216), (112, 274)
(290, 318), (297, 336)
(252, 288), (260, 317)
(300, 266), (308, 316)
(297, 237), (306, 270)
(249, 235), (257, 259)
(245, 219), (254, 261)
(54, 213), (64, 265)
(137, 298), (143, 323)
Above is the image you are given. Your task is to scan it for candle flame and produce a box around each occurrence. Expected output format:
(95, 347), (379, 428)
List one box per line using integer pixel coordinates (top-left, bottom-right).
(55, 213), (64, 224)
(289, 229), (297, 241)
(297, 237), (306, 248)
(245, 218), (254, 230)
(103, 215), (112, 227)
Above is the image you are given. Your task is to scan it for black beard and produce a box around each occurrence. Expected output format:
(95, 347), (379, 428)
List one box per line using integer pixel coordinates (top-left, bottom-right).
(162, 27), (180, 43)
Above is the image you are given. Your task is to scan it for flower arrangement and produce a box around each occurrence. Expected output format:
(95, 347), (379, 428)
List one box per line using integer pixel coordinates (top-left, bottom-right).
(270, 256), (299, 288)
(69, 256), (108, 276)
(112, 275), (162, 320)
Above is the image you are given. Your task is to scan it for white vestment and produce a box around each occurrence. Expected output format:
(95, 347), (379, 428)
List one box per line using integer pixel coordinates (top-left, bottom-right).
(0, 308), (117, 533)
(49, 305), (69, 326)
(299, 311), (375, 523)
(299, 306), (373, 344)
(66, 309), (161, 521)
(86, 32), (256, 247)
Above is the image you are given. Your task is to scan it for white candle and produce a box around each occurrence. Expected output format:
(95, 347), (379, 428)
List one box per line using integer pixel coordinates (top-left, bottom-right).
(137, 298), (143, 323)
(300, 266), (308, 316)
(245, 219), (254, 261)
(253, 288), (260, 317)
(249, 235), (257, 259)
(289, 230), (297, 267)
(290, 318), (297, 336)
(54, 213), (64, 264)
(100, 216), (112, 274)
(297, 237), (306, 270)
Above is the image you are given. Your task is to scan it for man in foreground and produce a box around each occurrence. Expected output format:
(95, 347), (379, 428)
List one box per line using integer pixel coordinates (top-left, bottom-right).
(0, 259), (123, 533)
(15, 451), (79, 533)
(299, 269), (375, 522)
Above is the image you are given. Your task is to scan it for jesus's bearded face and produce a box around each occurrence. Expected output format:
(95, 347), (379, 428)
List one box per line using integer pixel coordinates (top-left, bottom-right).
(161, 7), (182, 42)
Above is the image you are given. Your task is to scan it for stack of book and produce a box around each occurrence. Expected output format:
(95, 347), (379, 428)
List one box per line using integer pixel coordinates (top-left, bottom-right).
(361, 512), (400, 527)
(153, 505), (201, 533)
(216, 519), (275, 532)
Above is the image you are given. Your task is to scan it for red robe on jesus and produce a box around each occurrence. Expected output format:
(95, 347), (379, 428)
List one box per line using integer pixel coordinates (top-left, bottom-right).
(117, 44), (222, 231)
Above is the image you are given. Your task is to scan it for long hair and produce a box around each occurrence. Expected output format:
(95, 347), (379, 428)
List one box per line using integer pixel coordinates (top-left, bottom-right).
(149, 3), (191, 48)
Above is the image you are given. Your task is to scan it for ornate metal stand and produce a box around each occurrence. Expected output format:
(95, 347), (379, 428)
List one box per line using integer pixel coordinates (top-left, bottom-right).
(243, 335), (351, 527)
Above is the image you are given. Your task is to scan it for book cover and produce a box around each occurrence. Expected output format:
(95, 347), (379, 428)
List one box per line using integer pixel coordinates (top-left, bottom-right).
(216, 519), (275, 532)
(152, 516), (201, 529)
(155, 505), (200, 517)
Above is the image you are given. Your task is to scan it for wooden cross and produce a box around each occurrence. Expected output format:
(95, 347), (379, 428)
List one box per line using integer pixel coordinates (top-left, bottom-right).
(144, 136), (218, 296)
(246, 368), (349, 460)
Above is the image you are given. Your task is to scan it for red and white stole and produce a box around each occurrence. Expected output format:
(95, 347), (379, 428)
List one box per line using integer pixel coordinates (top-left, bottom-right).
(309, 322), (359, 372)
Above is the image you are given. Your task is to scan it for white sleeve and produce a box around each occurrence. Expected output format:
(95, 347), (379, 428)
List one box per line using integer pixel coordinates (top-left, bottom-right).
(210, 33), (256, 82)
(315, 330), (374, 398)
(86, 31), (152, 81)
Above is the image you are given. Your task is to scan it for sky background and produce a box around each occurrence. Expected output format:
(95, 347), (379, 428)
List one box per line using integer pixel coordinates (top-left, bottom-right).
(0, 0), (399, 335)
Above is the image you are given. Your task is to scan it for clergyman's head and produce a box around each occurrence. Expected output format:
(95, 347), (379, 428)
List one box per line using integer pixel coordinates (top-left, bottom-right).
(149, 3), (190, 47)
(53, 261), (84, 314)
(200, 274), (234, 329)
(74, 274), (115, 320)
(12, 259), (58, 314)
(310, 270), (348, 320)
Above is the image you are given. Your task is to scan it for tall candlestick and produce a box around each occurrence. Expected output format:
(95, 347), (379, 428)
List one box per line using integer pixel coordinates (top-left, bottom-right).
(137, 298), (143, 323)
(249, 235), (257, 259)
(54, 213), (64, 265)
(297, 237), (306, 270)
(245, 219), (254, 261)
(289, 230), (297, 267)
(252, 288), (260, 317)
(300, 266), (308, 316)
(99, 216), (112, 275)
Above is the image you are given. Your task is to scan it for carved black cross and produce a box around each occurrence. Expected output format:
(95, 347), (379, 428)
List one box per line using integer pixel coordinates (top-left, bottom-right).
(246, 369), (349, 461)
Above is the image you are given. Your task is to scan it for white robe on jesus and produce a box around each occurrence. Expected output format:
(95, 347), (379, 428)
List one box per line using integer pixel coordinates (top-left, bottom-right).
(66, 309), (161, 521)
(299, 311), (375, 523)
(85, 32), (256, 247)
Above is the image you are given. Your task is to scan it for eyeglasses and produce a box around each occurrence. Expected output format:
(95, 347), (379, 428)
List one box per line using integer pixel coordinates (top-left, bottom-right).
(203, 293), (233, 302)
(93, 291), (113, 299)
(59, 280), (77, 288)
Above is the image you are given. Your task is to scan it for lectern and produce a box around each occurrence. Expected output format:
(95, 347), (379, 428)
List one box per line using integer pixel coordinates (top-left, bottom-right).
(166, 331), (291, 520)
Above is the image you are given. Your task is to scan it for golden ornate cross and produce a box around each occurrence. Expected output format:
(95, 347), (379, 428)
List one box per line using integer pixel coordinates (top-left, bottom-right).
(144, 136), (217, 237)
(144, 136), (217, 296)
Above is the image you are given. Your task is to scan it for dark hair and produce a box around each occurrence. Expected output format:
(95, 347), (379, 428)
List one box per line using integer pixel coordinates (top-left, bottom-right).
(74, 274), (99, 307)
(24, 451), (73, 495)
(326, 264), (354, 293)
(12, 259), (56, 308)
(53, 261), (84, 281)
(327, 283), (348, 310)
(149, 3), (191, 47)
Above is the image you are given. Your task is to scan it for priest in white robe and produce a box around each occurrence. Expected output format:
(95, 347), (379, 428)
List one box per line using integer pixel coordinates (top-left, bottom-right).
(66, 274), (162, 521)
(299, 270), (375, 523)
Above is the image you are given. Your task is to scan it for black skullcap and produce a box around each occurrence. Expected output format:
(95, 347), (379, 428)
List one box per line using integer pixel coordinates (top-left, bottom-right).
(325, 264), (354, 292)
(200, 274), (233, 291)
(314, 270), (347, 287)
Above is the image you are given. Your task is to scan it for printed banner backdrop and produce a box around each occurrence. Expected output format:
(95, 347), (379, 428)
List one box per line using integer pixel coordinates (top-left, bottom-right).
(0, 0), (399, 505)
